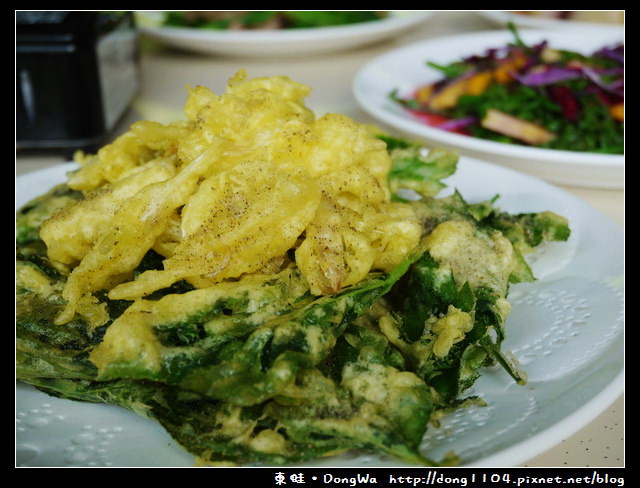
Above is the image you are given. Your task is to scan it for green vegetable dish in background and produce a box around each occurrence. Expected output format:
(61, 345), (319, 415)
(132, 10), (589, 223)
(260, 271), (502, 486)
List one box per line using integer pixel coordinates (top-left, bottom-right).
(16, 134), (570, 466)
(162, 11), (388, 30)
(391, 25), (624, 154)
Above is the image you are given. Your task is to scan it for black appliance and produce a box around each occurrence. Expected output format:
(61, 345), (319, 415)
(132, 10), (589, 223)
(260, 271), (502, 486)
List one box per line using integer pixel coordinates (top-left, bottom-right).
(16, 11), (140, 151)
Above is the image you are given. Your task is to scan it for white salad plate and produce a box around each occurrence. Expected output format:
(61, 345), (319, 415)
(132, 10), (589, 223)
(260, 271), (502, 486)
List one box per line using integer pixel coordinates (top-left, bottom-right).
(353, 29), (625, 189)
(135, 11), (434, 58)
(15, 159), (623, 467)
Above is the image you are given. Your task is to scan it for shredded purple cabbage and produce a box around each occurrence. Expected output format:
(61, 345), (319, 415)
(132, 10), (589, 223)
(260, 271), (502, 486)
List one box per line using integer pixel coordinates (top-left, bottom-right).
(514, 66), (583, 86)
(582, 66), (625, 97)
(435, 116), (478, 131)
(594, 44), (624, 64)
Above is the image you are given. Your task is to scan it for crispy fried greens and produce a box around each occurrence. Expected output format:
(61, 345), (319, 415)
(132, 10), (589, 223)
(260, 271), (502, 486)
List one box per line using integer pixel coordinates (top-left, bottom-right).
(16, 71), (570, 466)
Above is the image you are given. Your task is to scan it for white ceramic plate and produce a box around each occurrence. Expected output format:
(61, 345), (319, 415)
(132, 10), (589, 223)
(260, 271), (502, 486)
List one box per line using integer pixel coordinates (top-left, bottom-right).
(15, 160), (623, 467)
(135, 11), (434, 57)
(353, 29), (625, 188)
(477, 10), (625, 31)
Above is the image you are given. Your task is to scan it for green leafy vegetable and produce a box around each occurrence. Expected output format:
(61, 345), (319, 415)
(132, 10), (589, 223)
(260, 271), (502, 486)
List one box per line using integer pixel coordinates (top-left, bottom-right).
(16, 139), (570, 466)
(162, 11), (387, 30)
(378, 134), (459, 200)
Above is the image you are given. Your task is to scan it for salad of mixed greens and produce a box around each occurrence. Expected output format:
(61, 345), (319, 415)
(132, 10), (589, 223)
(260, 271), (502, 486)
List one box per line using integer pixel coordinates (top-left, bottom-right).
(391, 25), (624, 154)
(16, 135), (570, 466)
(161, 11), (388, 30)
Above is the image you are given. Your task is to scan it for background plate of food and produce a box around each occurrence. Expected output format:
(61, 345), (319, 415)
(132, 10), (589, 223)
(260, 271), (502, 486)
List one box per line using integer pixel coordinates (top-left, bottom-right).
(135, 11), (434, 57)
(353, 28), (624, 188)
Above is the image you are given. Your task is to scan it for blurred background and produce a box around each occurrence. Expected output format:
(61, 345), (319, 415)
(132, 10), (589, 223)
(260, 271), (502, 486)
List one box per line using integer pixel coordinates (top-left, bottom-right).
(16, 11), (624, 159)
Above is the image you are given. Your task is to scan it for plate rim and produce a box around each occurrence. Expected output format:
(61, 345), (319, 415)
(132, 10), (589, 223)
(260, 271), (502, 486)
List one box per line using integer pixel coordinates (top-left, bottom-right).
(473, 369), (624, 467)
(477, 10), (625, 31)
